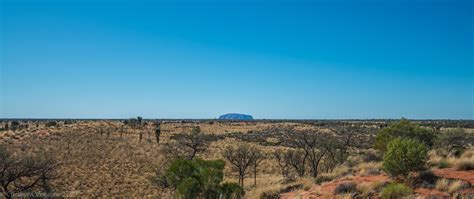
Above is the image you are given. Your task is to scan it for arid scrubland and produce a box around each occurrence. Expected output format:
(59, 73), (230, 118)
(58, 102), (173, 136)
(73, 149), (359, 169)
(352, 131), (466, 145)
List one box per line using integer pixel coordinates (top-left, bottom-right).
(0, 119), (473, 198)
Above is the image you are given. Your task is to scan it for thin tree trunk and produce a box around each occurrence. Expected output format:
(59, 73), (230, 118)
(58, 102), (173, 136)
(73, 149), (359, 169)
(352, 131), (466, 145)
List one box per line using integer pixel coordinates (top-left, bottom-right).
(254, 167), (257, 186)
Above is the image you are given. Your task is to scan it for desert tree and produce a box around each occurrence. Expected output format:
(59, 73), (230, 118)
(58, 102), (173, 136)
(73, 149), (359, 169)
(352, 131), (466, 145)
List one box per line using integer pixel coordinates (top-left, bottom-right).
(285, 130), (329, 177)
(139, 129), (143, 142)
(98, 128), (104, 137)
(106, 127), (111, 138)
(137, 116), (143, 129)
(320, 126), (357, 172)
(171, 126), (209, 160)
(273, 149), (290, 179)
(120, 124), (124, 138)
(251, 150), (265, 186)
(126, 118), (139, 129)
(10, 121), (19, 132)
(0, 145), (59, 199)
(155, 123), (161, 144)
(222, 144), (258, 188)
(285, 149), (307, 177)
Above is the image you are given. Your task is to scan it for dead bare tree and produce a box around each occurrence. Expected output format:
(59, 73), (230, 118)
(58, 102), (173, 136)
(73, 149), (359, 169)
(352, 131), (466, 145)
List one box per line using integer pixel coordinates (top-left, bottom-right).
(251, 150), (265, 186)
(0, 145), (58, 199)
(120, 124), (124, 138)
(285, 148), (307, 177)
(285, 130), (330, 178)
(139, 130), (143, 142)
(222, 144), (257, 188)
(155, 123), (161, 144)
(273, 149), (290, 179)
(172, 126), (209, 160)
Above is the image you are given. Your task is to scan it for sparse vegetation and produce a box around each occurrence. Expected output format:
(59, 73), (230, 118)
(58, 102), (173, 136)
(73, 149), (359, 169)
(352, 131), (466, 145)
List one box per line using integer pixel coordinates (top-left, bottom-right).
(0, 119), (471, 198)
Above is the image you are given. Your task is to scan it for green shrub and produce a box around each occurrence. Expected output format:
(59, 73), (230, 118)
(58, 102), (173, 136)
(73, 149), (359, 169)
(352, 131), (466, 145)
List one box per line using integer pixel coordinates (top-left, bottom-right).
(382, 138), (427, 177)
(438, 158), (451, 169)
(220, 183), (244, 199)
(164, 158), (243, 199)
(380, 183), (412, 199)
(375, 119), (436, 153)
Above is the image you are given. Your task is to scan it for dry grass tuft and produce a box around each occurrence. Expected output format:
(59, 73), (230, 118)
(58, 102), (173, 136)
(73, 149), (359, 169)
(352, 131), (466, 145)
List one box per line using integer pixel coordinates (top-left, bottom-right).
(337, 193), (353, 199)
(315, 165), (350, 184)
(453, 157), (474, 171)
(357, 181), (386, 198)
(356, 162), (381, 176)
(298, 177), (315, 191)
(427, 150), (457, 169)
(461, 149), (474, 159)
(435, 179), (450, 192)
(447, 180), (463, 194)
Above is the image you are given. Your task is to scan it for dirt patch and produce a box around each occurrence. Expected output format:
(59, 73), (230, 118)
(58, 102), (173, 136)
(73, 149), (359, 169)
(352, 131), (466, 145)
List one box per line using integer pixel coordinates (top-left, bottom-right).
(432, 168), (474, 184)
(280, 174), (391, 199)
(414, 188), (450, 198)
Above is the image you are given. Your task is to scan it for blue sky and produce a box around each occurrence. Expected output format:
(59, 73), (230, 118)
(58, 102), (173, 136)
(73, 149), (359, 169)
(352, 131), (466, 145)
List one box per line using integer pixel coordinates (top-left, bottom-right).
(1, 0), (473, 119)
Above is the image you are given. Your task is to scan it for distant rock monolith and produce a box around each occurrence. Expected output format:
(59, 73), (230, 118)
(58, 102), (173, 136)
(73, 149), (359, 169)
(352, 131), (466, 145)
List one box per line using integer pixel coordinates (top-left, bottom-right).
(218, 113), (253, 120)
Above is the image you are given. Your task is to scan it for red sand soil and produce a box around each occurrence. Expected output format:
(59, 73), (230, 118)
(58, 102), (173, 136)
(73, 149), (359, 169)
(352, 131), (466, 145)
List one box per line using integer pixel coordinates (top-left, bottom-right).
(432, 168), (474, 184)
(415, 169), (474, 198)
(280, 174), (391, 199)
(414, 188), (450, 198)
(280, 169), (474, 199)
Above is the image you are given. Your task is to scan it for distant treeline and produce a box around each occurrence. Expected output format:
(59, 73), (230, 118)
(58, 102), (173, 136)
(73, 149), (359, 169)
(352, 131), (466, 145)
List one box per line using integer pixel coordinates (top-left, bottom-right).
(0, 118), (473, 128)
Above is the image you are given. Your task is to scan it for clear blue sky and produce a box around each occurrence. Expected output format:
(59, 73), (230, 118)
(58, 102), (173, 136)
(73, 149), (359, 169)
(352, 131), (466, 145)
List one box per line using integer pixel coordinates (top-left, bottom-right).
(1, 0), (473, 119)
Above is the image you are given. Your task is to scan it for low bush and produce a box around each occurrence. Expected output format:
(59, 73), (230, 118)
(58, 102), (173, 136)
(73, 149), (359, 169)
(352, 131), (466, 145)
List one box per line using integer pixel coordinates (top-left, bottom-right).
(380, 183), (413, 199)
(409, 170), (438, 188)
(382, 138), (427, 177)
(45, 121), (58, 127)
(363, 151), (382, 162)
(334, 182), (357, 195)
(160, 158), (243, 199)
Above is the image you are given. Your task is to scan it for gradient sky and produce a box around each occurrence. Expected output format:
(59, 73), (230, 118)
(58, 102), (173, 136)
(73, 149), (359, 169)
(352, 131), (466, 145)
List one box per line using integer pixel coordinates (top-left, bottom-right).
(1, 0), (473, 119)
